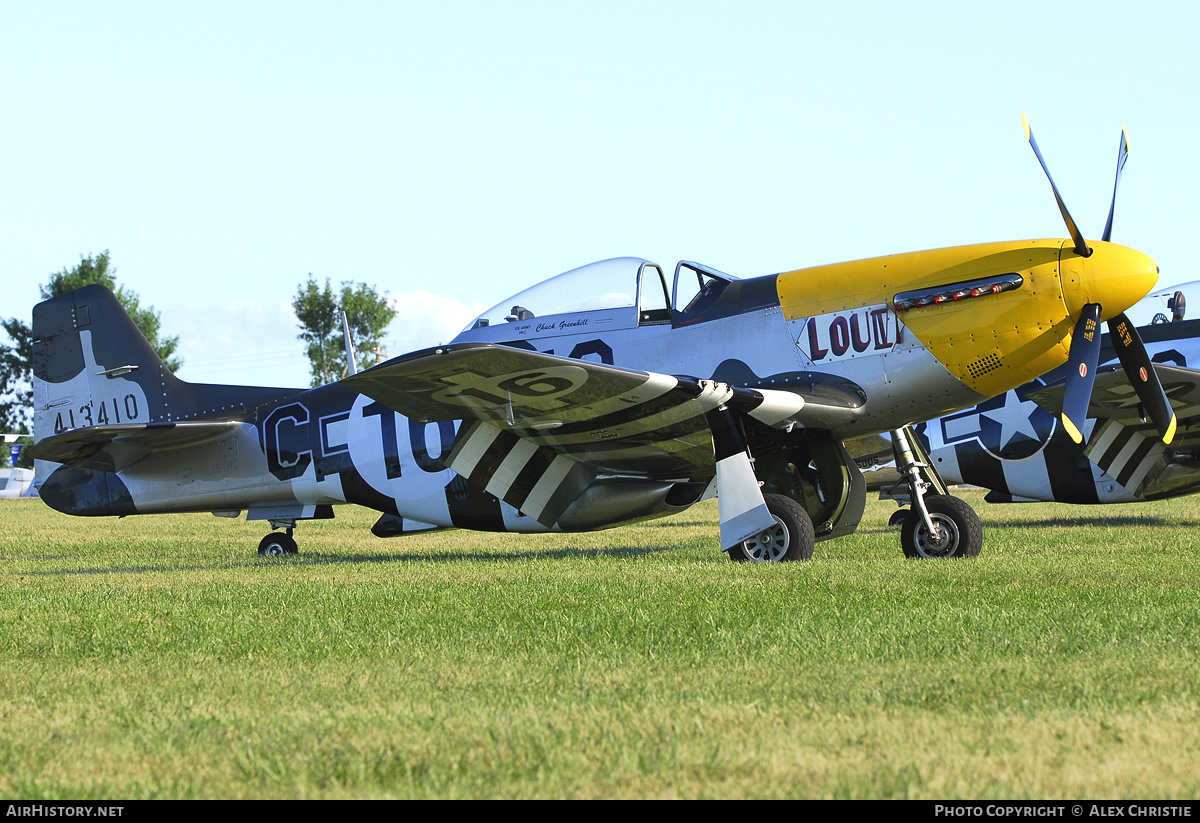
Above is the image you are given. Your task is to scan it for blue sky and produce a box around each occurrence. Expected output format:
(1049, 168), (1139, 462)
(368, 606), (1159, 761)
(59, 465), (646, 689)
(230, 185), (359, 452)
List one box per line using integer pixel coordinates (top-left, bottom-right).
(4, 1), (1197, 388)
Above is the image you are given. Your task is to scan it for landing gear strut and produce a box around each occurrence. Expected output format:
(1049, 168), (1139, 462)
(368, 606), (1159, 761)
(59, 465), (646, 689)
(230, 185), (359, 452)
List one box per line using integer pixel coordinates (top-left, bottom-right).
(258, 521), (298, 556)
(891, 426), (981, 559)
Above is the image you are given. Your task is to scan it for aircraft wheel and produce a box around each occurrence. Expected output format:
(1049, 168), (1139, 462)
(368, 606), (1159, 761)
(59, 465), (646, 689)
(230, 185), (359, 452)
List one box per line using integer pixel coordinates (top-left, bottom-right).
(900, 495), (981, 559)
(258, 532), (298, 556)
(888, 508), (908, 528)
(727, 493), (815, 563)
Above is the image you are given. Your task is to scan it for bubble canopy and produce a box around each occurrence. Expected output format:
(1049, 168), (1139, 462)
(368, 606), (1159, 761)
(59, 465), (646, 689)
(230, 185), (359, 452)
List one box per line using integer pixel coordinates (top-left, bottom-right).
(464, 257), (655, 331)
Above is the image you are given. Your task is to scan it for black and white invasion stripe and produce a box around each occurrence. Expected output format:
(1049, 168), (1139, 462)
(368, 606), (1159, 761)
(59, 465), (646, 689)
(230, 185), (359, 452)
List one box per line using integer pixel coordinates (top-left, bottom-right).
(1084, 420), (1167, 498)
(447, 420), (597, 528)
(442, 379), (806, 533)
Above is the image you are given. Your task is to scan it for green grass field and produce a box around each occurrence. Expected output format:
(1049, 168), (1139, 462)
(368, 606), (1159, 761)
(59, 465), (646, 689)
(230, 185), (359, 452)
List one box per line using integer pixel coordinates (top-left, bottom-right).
(1, 490), (1197, 799)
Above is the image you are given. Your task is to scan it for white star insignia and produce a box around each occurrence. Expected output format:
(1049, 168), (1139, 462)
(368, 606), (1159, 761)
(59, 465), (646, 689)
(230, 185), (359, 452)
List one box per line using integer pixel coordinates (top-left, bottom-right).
(981, 391), (1042, 450)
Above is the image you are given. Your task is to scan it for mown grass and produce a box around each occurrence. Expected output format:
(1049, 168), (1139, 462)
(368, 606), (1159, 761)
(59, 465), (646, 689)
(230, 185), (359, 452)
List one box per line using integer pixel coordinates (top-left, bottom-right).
(1, 491), (1198, 799)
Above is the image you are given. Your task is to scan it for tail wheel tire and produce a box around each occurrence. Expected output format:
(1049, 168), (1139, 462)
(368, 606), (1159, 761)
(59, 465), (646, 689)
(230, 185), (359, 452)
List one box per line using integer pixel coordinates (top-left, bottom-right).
(727, 493), (815, 563)
(258, 533), (298, 556)
(900, 495), (982, 559)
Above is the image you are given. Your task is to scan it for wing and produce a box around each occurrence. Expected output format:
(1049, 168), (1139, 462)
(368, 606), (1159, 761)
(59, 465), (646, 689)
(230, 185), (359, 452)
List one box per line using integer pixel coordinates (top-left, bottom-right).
(342, 343), (806, 548)
(1026, 363), (1200, 444)
(25, 422), (243, 472)
(346, 343), (717, 474)
(1026, 363), (1200, 498)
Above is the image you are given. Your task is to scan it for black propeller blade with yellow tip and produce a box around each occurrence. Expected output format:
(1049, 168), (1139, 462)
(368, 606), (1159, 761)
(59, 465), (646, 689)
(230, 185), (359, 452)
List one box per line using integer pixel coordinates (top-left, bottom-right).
(1097, 126), (1177, 443)
(1108, 312), (1177, 443)
(1060, 303), (1102, 444)
(1024, 115), (1176, 445)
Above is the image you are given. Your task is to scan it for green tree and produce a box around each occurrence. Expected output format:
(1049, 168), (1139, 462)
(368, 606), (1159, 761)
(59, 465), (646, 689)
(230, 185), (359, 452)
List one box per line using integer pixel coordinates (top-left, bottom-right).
(0, 251), (181, 433)
(293, 276), (397, 387)
(0, 318), (32, 435)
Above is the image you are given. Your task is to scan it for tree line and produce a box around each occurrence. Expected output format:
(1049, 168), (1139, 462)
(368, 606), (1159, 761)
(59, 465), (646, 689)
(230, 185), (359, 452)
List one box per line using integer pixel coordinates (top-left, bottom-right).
(0, 252), (396, 466)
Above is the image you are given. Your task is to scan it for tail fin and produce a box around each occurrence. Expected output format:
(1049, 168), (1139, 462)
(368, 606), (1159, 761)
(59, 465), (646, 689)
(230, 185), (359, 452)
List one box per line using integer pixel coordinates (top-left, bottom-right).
(33, 284), (176, 443)
(32, 284), (295, 445)
(29, 285), (304, 516)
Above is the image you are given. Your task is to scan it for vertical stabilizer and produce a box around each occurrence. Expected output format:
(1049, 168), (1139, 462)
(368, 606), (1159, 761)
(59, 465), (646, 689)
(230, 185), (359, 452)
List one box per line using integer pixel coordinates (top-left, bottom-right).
(32, 285), (173, 444)
(31, 284), (298, 446)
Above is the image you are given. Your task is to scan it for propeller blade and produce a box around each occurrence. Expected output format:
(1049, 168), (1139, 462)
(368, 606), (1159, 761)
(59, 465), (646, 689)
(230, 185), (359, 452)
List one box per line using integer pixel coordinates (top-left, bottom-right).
(1061, 303), (1103, 444)
(1023, 113), (1090, 258)
(1101, 127), (1130, 243)
(1108, 313), (1177, 444)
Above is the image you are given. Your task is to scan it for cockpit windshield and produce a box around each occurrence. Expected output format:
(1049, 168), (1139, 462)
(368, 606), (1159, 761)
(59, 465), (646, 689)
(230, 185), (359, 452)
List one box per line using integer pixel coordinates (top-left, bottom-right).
(464, 257), (650, 330)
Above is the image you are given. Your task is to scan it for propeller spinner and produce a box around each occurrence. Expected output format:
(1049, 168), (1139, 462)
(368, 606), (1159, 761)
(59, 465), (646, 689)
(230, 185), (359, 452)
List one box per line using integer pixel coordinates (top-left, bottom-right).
(1024, 115), (1176, 445)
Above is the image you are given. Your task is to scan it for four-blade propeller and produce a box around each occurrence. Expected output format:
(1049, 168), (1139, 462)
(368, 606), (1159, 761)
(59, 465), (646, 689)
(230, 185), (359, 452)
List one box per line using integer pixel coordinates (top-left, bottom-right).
(1024, 114), (1177, 445)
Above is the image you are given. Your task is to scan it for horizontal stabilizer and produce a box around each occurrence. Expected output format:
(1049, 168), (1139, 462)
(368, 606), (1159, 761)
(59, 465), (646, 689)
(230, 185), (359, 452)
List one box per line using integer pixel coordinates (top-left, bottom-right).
(25, 421), (242, 472)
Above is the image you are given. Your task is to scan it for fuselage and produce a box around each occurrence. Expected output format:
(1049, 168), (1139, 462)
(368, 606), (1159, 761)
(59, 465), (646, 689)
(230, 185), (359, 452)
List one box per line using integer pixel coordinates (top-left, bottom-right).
(454, 240), (1157, 438)
(33, 239), (1159, 532)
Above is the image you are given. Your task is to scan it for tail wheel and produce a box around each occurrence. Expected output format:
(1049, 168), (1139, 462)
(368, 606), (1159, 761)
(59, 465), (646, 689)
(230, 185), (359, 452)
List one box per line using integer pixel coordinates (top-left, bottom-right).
(258, 532), (298, 556)
(900, 495), (982, 559)
(727, 493), (815, 563)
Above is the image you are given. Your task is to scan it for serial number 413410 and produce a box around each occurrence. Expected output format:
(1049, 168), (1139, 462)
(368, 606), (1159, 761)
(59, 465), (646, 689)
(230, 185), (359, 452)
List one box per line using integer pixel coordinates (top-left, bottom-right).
(53, 394), (140, 433)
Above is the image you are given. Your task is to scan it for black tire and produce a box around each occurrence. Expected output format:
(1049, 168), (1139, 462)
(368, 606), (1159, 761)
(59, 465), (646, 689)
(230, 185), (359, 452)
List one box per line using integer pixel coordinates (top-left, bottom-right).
(888, 508), (908, 528)
(900, 495), (982, 559)
(258, 532), (298, 556)
(727, 493), (815, 562)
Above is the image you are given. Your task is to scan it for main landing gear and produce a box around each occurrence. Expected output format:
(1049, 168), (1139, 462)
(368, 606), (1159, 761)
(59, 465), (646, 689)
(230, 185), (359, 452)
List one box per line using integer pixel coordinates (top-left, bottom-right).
(258, 522), (298, 556)
(890, 427), (982, 559)
(727, 493), (816, 563)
